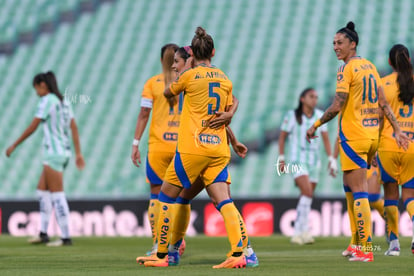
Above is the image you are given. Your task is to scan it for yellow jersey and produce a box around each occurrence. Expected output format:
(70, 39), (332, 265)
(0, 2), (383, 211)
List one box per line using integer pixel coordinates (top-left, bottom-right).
(169, 64), (233, 157)
(379, 72), (414, 153)
(336, 57), (381, 142)
(140, 73), (182, 153)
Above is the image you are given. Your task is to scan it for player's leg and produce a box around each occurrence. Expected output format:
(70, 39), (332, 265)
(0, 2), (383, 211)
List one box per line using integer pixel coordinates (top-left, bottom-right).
(378, 151), (400, 255)
(400, 152), (414, 254)
(207, 176), (259, 267)
(383, 182), (400, 256)
(292, 173), (313, 245)
(28, 169), (51, 244)
(145, 152), (172, 255)
(344, 168), (373, 261)
(367, 168), (385, 219)
(167, 177), (204, 265)
(342, 183), (359, 256)
(44, 157), (72, 246)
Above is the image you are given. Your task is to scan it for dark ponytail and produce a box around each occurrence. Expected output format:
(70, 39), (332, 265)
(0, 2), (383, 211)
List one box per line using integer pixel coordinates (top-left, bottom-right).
(191, 26), (214, 60)
(389, 44), (414, 105)
(337, 21), (359, 47)
(176, 46), (191, 62)
(294, 88), (314, 125)
(33, 71), (63, 101)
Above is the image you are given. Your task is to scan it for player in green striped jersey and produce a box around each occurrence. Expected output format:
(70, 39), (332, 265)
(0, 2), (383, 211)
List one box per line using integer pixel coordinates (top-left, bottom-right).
(6, 71), (85, 246)
(278, 88), (333, 244)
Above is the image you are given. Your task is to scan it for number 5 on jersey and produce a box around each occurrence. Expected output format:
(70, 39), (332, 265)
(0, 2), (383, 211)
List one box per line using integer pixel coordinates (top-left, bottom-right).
(208, 82), (221, 115)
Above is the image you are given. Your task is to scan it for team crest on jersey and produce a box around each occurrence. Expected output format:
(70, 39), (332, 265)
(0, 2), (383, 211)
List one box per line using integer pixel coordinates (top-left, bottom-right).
(337, 73), (344, 82)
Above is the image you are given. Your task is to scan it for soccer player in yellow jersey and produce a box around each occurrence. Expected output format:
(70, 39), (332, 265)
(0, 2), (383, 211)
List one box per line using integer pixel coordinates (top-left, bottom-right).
(131, 43), (180, 255)
(142, 27), (246, 269)
(307, 22), (410, 262)
(378, 44), (414, 256)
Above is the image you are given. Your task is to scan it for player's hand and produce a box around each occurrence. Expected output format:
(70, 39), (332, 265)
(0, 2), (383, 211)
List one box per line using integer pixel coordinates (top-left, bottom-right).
(131, 145), (141, 167)
(167, 96), (177, 109)
(209, 111), (233, 129)
(328, 156), (337, 177)
(232, 141), (248, 158)
(278, 160), (286, 174)
(5, 145), (16, 157)
(76, 154), (85, 170)
(306, 125), (318, 143)
(394, 129), (411, 151)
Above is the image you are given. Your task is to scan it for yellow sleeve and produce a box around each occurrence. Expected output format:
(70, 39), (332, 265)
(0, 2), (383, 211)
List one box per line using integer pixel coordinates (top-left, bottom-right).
(226, 83), (233, 106)
(170, 70), (191, 95)
(336, 65), (351, 94)
(140, 78), (154, 108)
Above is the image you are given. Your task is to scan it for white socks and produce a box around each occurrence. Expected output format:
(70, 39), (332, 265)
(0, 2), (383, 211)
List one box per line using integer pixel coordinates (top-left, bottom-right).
(37, 190), (52, 234)
(294, 195), (313, 236)
(51, 192), (70, 239)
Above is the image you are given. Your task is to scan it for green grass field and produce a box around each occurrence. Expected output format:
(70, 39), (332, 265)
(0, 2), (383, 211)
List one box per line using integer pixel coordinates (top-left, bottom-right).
(0, 235), (413, 275)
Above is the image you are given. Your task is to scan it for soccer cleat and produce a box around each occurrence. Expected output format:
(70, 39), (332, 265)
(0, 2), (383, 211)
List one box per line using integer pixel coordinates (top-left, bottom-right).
(168, 251), (180, 266)
(384, 247), (400, 256)
(349, 250), (374, 262)
(143, 255), (169, 267)
(213, 254), (246, 269)
(46, 238), (72, 247)
(290, 235), (303, 245)
(179, 239), (186, 257)
(245, 252), (259, 268)
(301, 232), (315, 244)
(136, 254), (157, 265)
(28, 232), (49, 244)
(342, 245), (358, 257)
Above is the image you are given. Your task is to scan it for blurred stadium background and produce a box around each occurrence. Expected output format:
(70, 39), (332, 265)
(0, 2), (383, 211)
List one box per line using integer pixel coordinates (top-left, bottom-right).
(1, 0), (413, 236)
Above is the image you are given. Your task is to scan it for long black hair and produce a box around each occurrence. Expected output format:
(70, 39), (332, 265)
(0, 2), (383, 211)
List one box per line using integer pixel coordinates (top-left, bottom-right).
(176, 46), (191, 62)
(33, 71), (63, 101)
(389, 44), (414, 105)
(294, 88), (314, 125)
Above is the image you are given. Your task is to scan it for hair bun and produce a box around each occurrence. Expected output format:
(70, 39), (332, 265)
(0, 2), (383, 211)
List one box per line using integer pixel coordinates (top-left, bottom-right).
(195, 26), (206, 38)
(346, 21), (355, 31)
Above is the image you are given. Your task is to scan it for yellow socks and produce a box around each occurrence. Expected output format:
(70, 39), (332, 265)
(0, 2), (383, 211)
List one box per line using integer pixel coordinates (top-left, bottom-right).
(405, 198), (414, 231)
(170, 197), (191, 248)
(344, 186), (359, 246)
(369, 193), (385, 219)
(217, 199), (243, 255)
(148, 194), (160, 246)
(384, 200), (399, 242)
(156, 192), (176, 255)
(234, 207), (249, 248)
(353, 192), (372, 252)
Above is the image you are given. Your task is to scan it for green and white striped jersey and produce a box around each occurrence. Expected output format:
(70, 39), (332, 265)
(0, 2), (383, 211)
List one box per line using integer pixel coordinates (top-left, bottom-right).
(35, 93), (73, 157)
(280, 109), (327, 164)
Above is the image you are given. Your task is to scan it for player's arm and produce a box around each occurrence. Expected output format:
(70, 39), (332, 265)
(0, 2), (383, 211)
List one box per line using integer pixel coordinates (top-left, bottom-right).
(306, 92), (348, 142)
(131, 106), (151, 167)
(226, 126), (247, 158)
(6, 117), (42, 157)
(209, 95), (239, 129)
(70, 119), (85, 170)
(377, 85), (410, 150)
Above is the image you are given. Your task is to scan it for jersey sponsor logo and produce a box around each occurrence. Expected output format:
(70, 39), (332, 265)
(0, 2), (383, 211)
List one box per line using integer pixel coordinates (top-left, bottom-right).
(163, 132), (178, 141)
(168, 120), (180, 127)
(194, 73), (203, 79)
(198, 134), (221, 144)
(393, 131), (414, 140)
(362, 118), (379, 127)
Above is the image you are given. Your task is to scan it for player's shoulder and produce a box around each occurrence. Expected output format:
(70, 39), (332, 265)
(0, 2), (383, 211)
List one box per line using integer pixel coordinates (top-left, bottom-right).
(146, 73), (163, 84)
(381, 73), (396, 84)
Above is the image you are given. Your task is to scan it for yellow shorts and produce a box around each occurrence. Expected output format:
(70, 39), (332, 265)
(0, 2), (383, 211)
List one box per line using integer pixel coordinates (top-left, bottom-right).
(377, 151), (414, 188)
(164, 152), (231, 188)
(339, 139), (378, 171)
(146, 151), (175, 185)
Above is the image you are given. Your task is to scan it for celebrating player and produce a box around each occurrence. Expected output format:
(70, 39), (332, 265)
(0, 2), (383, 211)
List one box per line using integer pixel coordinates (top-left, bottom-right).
(131, 43), (181, 256)
(6, 71), (85, 246)
(306, 22), (409, 262)
(378, 44), (414, 256)
(278, 87), (333, 245)
(140, 27), (247, 269)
